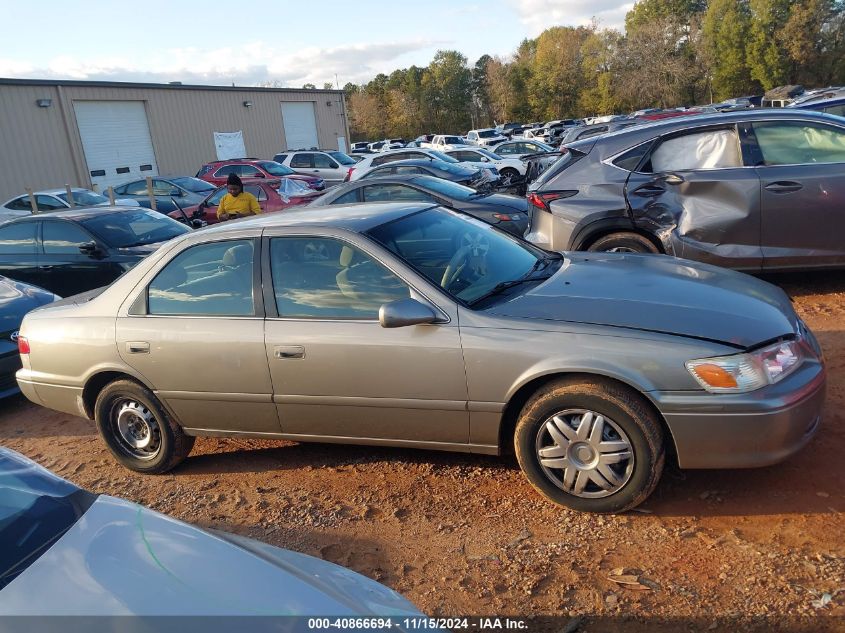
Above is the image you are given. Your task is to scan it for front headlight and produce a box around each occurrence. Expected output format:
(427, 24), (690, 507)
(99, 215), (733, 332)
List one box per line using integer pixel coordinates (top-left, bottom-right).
(686, 339), (804, 393)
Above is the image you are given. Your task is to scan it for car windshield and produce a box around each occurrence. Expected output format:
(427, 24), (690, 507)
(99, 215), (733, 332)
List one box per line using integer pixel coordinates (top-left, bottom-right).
(258, 161), (295, 176)
(410, 176), (477, 199)
(58, 191), (107, 206)
(367, 208), (554, 305)
(427, 150), (459, 164)
(82, 209), (190, 248)
(328, 151), (357, 165)
(0, 450), (94, 591)
(170, 177), (215, 193)
(478, 130), (498, 138)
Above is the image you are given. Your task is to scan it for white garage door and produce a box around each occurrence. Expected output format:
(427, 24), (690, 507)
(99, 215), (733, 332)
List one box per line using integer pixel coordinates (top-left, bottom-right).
(74, 101), (158, 192)
(281, 102), (319, 150)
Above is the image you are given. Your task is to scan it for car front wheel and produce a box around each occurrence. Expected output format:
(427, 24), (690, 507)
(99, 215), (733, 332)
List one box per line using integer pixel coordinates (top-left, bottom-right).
(94, 379), (195, 474)
(515, 377), (664, 513)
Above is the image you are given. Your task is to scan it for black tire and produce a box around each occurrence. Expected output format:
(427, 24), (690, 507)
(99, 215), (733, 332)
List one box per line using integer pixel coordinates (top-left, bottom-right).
(588, 232), (659, 254)
(94, 379), (194, 474)
(499, 168), (520, 184)
(514, 377), (664, 514)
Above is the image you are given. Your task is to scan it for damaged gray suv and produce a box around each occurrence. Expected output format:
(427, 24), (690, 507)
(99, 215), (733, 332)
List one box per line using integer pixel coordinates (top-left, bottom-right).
(16, 204), (826, 513)
(527, 109), (845, 272)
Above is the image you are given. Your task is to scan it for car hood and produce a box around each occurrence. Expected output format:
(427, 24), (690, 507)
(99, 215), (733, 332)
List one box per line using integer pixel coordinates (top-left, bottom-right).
(1, 493), (423, 616)
(485, 253), (798, 348)
(0, 277), (56, 335)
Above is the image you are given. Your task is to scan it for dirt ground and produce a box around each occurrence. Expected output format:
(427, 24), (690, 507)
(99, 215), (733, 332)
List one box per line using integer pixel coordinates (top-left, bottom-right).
(1, 271), (844, 632)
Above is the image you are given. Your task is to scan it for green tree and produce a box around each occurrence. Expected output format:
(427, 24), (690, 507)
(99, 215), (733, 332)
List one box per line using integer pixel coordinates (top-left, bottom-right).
(701, 0), (757, 100)
(302, 83), (316, 89)
(421, 50), (472, 132)
(746, 0), (791, 89)
(779, 0), (845, 85)
(579, 28), (624, 115)
(625, 0), (707, 31)
(529, 26), (592, 119)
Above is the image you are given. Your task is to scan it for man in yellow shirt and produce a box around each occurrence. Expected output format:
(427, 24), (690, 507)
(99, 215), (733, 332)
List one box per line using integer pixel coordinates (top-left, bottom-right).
(217, 173), (261, 221)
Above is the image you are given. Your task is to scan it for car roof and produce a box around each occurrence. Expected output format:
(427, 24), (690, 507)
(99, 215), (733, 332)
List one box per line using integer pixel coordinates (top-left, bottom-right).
(199, 202), (436, 235)
(372, 158), (471, 170)
(33, 188), (89, 196)
(0, 206), (146, 224)
(568, 107), (845, 152)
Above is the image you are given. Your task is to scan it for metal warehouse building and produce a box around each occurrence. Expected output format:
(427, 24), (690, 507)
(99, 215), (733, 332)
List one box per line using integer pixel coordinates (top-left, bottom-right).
(0, 78), (350, 200)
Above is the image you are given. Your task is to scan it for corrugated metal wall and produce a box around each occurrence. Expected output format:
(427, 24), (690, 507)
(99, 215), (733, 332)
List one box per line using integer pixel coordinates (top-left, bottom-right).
(0, 81), (349, 201)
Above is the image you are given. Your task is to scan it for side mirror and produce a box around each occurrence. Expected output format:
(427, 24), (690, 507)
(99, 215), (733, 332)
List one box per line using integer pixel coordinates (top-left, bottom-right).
(254, 172), (265, 178)
(169, 188), (182, 197)
(379, 298), (438, 328)
(190, 219), (206, 229)
(79, 241), (100, 257)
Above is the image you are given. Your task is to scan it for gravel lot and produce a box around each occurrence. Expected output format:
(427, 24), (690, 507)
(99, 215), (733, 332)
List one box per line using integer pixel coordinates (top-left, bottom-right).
(1, 271), (843, 632)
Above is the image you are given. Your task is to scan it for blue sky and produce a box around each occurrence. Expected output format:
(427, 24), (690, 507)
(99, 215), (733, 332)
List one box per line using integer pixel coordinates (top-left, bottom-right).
(1, 0), (632, 87)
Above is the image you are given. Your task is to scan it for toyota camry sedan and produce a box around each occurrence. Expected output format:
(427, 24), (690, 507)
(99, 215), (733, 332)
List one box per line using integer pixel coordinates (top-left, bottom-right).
(16, 204), (825, 513)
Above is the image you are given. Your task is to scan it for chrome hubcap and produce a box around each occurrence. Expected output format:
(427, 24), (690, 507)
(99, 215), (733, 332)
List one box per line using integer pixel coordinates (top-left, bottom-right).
(607, 246), (638, 253)
(115, 401), (161, 460)
(535, 409), (634, 498)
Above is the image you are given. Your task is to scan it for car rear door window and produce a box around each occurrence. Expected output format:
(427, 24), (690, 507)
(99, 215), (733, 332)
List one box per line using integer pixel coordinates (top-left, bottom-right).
(393, 166), (424, 175)
(147, 240), (255, 316)
(362, 184), (435, 203)
(213, 165), (238, 178)
(0, 222), (37, 253)
(290, 154), (314, 168)
(752, 121), (845, 166)
(270, 238), (409, 319)
(42, 222), (94, 254)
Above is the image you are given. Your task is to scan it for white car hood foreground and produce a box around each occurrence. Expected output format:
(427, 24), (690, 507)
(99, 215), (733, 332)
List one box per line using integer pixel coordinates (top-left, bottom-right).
(0, 495), (422, 616)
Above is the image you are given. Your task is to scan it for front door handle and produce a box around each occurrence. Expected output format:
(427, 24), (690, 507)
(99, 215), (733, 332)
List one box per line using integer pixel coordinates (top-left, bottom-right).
(126, 341), (150, 354)
(274, 345), (305, 359)
(631, 184), (666, 197)
(764, 181), (803, 194)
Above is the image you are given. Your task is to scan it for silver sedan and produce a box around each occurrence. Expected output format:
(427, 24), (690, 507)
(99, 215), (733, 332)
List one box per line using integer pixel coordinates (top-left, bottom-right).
(16, 203), (826, 513)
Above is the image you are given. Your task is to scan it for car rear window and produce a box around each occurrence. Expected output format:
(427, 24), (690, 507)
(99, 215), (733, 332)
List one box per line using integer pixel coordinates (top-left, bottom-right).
(328, 152), (357, 166)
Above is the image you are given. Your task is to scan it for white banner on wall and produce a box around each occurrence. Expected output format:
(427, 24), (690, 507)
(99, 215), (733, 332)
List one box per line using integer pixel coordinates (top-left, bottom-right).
(214, 131), (246, 161)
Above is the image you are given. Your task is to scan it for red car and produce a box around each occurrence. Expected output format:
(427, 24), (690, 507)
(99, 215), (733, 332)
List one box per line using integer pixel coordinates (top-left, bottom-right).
(196, 159), (325, 190)
(168, 178), (322, 225)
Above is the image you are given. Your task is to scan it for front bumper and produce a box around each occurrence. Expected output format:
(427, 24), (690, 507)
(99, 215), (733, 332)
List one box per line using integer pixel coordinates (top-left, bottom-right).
(655, 361), (826, 469)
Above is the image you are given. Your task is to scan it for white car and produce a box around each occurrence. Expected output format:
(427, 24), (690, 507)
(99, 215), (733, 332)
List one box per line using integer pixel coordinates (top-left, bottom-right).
(491, 139), (556, 159)
(346, 148), (496, 182)
(429, 135), (470, 151)
(0, 188), (139, 223)
(444, 147), (526, 183)
(466, 128), (509, 147)
(275, 149), (359, 186)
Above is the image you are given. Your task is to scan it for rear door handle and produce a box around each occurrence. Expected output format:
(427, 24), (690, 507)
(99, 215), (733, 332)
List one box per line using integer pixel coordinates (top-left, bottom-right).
(126, 341), (150, 354)
(764, 181), (803, 194)
(38, 265), (54, 270)
(274, 345), (305, 359)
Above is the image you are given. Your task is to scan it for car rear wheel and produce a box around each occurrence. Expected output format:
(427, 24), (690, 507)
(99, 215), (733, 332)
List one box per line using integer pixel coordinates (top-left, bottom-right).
(514, 377), (664, 513)
(588, 232), (659, 254)
(94, 379), (194, 474)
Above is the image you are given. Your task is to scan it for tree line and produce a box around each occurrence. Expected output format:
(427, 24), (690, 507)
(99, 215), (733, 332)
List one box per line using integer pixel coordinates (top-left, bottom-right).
(328, 0), (845, 141)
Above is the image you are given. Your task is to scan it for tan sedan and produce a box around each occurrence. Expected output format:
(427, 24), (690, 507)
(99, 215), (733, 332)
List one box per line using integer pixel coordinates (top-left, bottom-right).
(16, 203), (825, 513)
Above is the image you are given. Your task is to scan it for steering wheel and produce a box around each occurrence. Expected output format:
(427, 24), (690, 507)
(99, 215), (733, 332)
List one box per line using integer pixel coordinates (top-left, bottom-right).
(460, 231), (490, 257)
(441, 246), (472, 290)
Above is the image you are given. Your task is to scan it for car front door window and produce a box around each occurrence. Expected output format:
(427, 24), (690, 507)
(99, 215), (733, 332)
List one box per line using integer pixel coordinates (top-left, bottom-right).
(752, 121), (845, 165)
(270, 237), (409, 319)
(42, 221), (94, 254)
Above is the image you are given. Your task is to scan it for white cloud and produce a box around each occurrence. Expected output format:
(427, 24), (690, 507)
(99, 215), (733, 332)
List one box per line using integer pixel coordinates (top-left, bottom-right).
(0, 40), (440, 87)
(506, 0), (633, 33)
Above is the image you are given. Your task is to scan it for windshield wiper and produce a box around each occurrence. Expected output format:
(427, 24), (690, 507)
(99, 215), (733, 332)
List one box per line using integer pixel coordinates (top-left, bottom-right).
(468, 257), (556, 307)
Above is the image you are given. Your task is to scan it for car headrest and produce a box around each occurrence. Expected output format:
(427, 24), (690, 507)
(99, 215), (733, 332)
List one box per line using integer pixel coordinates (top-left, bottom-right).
(339, 245), (355, 267)
(223, 244), (251, 267)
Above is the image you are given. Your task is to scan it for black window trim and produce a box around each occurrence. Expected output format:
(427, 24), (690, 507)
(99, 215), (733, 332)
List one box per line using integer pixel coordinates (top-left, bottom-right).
(131, 236), (264, 318)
